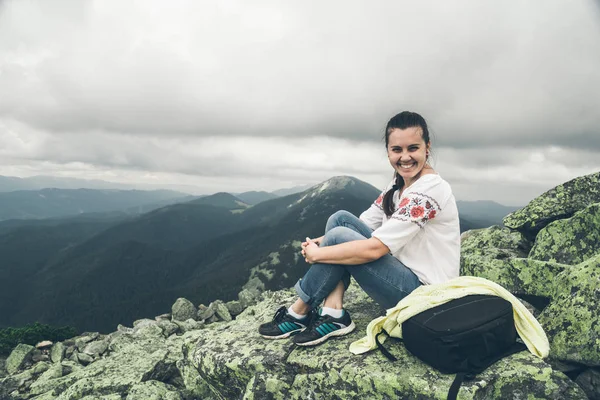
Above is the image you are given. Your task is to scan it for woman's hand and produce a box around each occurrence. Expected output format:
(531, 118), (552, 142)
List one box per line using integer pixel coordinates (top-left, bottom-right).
(301, 237), (321, 264)
(302, 235), (324, 247)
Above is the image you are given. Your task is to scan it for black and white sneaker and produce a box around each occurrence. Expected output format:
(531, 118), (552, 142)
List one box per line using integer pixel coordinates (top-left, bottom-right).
(292, 308), (355, 346)
(258, 306), (312, 339)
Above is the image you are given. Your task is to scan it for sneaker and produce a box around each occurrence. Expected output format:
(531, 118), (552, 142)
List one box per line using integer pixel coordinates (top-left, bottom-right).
(258, 306), (312, 339)
(292, 308), (356, 346)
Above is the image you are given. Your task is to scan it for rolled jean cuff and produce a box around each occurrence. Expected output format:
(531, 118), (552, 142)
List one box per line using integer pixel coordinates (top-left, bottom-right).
(294, 274), (351, 310)
(294, 279), (315, 308)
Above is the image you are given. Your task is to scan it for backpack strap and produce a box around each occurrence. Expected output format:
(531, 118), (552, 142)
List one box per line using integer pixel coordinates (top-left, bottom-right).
(375, 329), (398, 361)
(447, 342), (528, 400)
(448, 372), (467, 400)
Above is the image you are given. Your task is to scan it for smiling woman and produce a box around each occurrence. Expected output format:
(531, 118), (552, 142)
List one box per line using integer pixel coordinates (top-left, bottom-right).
(257, 111), (461, 347)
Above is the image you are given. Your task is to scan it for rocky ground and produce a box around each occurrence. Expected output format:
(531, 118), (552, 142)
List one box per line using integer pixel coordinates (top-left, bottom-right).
(1, 171), (599, 399)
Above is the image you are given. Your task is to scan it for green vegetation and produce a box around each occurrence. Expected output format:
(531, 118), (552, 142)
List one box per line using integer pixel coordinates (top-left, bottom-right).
(0, 322), (78, 355)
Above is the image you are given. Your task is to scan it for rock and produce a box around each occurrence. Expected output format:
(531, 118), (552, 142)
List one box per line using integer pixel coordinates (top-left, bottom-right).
(225, 300), (243, 317)
(125, 380), (182, 400)
(31, 350), (49, 363)
(32, 362), (51, 374)
(242, 276), (265, 292)
(461, 256), (567, 298)
(503, 171), (600, 239)
(157, 320), (180, 337)
(6, 343), (35, 375)
(64, 345), (76, 359)
(539, 254), (600, 366)
(460, 225), (532, 259)
(82, 340), (109, 357)
(50, 342), (65, 363)
(117, 324), (134, 334)
(173, 319), (204, 334)
(133, 319), (159, 334)
(36, 340), (53, 349)
(76, 352), (94, 366)
(207, 314), (219, 324)
(171, 297), (197, 322)
(20, 330), (187, 399)
(0, 367), (35, 395)
(238, 288), (260, 309)
(76, 332), (100, 344)
(134, 323), (165, 338)
(576, 368), (600, 400)
(133, 318), (157, 328)
(190, 283), (586, 399)
(213, 300), (232, 322)
(198, 303), (215, 321)
(28, 364), (65, 396)
(529, 202), (600, 265)
(155, 313), (171, 321)
(74, 333), (101, 351)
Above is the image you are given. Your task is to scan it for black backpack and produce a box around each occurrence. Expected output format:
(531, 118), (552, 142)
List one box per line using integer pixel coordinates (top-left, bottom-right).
(375, 294), (527, 400)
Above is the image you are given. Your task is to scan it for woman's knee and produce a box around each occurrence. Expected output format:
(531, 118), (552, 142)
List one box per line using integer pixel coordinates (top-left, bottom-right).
(326, 210), (353, 231)
(323, 226), (364, 245)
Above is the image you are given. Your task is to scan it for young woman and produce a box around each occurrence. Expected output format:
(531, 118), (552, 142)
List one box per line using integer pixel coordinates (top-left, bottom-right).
(259, 111), (460, 346)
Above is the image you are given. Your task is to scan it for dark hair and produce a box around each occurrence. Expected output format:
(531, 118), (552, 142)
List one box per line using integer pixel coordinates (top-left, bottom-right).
(382, 111), (431, 217)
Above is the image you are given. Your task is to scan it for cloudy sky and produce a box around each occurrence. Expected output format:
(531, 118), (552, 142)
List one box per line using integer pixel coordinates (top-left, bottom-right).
(1, 0), (599, 205)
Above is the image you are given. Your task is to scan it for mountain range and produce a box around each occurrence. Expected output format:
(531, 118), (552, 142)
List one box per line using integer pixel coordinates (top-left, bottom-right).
(0, 176), (515, 333)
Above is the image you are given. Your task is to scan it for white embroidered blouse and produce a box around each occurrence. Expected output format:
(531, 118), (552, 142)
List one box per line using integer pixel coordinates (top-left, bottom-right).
(359, 174), (460, 285)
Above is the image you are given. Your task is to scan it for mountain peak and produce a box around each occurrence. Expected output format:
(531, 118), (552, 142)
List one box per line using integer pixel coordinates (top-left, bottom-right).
(311, 176), (357, 193)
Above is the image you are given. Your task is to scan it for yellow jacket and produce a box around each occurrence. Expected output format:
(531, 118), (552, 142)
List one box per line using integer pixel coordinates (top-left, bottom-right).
(349, 276), (549, 358)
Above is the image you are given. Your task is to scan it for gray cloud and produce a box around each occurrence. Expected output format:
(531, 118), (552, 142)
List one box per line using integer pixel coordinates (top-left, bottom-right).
(0, 0), (599, 204)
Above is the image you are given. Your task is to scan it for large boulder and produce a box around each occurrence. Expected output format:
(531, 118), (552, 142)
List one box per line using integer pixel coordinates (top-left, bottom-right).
(189, 284), (585, 399)
(171, 298), (197, 322)
(539, 254), (600, 366)
(462, 256), (568, 299)
(529, 202), (600, 265)
(503, 171), (600, 240)
(6, 343), (35, 375)
(460, 225), (532, 260)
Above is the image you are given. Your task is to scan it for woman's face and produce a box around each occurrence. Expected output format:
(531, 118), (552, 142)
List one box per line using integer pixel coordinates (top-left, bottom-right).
(387, 126), (429, 187)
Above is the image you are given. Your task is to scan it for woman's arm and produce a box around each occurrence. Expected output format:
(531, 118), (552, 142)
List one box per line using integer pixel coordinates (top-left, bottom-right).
(303, 237), (389, 265)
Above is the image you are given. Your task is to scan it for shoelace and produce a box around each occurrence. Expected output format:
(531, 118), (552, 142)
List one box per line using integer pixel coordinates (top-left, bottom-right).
(272, 306), (287, 323)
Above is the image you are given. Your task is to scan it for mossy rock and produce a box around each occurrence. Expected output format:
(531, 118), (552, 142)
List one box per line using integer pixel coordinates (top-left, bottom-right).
(539, 254), (600, 366)
(503, 171), (600, 240)
(189, 282), (584, 399)
(529, 202), (600, 265)
(460, 225), (532, 260)
(461, 256), (568, 299)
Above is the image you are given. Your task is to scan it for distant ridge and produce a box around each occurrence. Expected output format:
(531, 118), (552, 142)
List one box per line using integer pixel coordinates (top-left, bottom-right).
(0, 175), (204, 195)
(235, 191), (278, 205)
(0, 188), (189, 221)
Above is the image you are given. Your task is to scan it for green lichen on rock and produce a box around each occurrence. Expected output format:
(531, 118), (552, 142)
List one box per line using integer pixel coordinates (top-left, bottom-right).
(461, 256), (567, 298)
(503, 171), (600, 238)
(461, 225), (532, 260)
(125, 380), (182, 400)
(539, 254), (600, 366)
(529, 202), (600, 265)
(6, 343), (35, 375)
(188, 282), (583, 399)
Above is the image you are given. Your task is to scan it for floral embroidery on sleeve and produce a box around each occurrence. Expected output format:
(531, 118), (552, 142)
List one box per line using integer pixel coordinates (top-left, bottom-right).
(374, 190), (386, 210)
(391, 192), (441, 228)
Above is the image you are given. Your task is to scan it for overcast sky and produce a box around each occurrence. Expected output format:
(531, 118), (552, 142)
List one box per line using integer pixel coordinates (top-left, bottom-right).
(1, 0), (599, 205)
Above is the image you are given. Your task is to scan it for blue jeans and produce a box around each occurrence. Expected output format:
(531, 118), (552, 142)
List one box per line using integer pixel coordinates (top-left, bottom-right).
(294, 210), (422, 310)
